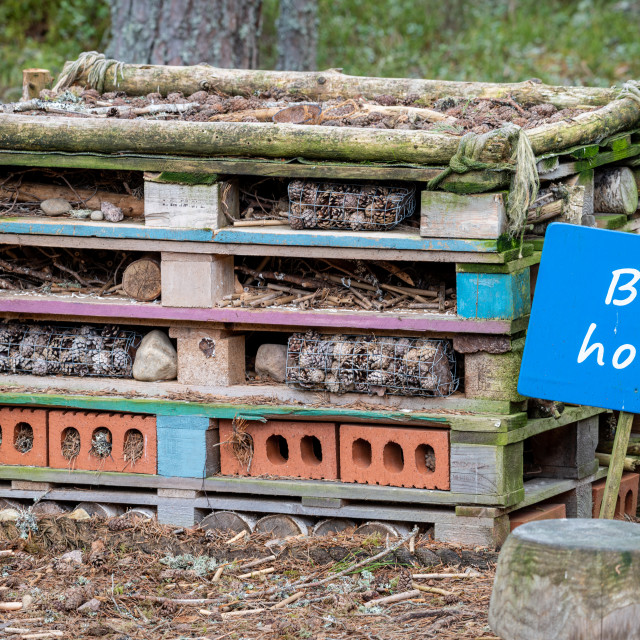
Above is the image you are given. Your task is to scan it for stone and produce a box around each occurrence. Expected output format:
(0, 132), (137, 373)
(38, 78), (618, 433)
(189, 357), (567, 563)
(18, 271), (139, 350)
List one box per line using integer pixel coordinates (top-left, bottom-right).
(70, 208), (92, 219)
(90, 210), (104, 221)
(255, 343), (287, 382)
(59, 549), (84, 565)
(40, 198), (71, 216)
(21, 594), (33, 610)
(0, 508), (19, 522)
(133, 330), (177, 381)
(77, 598), (101, 612)
(101, 201), (124, 222)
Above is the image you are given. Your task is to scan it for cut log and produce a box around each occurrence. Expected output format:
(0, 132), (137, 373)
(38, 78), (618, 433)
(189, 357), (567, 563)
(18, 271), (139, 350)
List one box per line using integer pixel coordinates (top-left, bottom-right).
(489, 519), (640, 640)
(0, 181), (144, 217)
(22, 68), (52, 101)
(354, 521), (411, 538)
(121, 258), (162, 301)
(594, 167), (639, 214)
(253, 514), (313, 538)
(312, 518), (356, 536)
(74, 502), (124, 518)
(60, 57), (616, 108)
(200, 511), (257, 534)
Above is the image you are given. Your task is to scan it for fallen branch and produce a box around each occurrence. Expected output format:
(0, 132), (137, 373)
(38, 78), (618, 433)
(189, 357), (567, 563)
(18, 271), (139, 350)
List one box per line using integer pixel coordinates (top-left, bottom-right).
(364, 589), (421, 608)
(412, 582), (453, 596)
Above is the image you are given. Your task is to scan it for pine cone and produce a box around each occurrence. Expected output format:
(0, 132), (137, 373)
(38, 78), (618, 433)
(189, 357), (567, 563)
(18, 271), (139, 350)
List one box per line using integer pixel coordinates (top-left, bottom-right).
(288, 179), (305, 202)
(107, 517), (130, 532)
(397, 568), (413, 593)
(91, 350), (110, 375)
(111, 348), (129, 374)
(32, 358), (48, 376)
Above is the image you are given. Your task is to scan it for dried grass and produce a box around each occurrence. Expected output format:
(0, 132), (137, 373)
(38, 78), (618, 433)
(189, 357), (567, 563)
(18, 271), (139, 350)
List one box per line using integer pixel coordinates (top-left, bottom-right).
(228, 416), (254, 472)
(13, 422), (33, 454)
(123, 430), (143, 466)
(61, 427), (81, 461)
(89, 427), (112, 459)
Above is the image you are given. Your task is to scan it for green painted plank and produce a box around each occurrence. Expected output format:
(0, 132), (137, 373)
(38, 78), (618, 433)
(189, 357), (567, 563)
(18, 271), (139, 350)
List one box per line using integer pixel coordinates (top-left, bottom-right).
(450, 406), (607, 445)
(456, 252), (541, 274)
(0, 391), (524, 430)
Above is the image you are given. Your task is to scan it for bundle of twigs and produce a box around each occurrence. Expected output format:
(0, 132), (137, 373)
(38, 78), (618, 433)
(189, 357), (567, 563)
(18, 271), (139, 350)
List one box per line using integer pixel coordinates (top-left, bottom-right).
(219, 257), (455, 313)
(0, 245), (135, 297)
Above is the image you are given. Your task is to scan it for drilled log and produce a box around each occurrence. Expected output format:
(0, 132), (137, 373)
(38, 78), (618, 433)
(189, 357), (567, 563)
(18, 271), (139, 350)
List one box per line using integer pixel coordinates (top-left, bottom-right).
(63, 59), (616, 108)
(22, 68), (52, 101)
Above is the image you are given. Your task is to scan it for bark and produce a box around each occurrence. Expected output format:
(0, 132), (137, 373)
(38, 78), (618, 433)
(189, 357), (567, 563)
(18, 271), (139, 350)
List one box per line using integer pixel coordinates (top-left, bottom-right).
(64, 57), (617, 107)
(106, 0), (262, 68)
(594, 167), (639, 214)
(276, 0), (318, 71)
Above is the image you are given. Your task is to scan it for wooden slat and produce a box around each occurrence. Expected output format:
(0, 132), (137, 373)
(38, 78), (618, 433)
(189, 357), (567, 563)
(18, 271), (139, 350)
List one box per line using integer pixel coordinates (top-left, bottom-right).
(0, 292), (519, 335)
(539, 144), (640, 180)
(0, 381), (526, 430)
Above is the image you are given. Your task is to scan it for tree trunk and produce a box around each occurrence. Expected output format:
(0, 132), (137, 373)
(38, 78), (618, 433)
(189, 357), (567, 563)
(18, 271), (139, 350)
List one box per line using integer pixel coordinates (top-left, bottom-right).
(60, 55), (617, 107)
(106, 0), (263, 68)
(276, 0), (318, 71)
(489, 519), (640, 640)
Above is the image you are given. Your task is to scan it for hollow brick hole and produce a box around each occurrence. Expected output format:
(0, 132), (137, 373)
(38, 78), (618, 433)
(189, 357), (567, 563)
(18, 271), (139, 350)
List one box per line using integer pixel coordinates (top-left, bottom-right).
(383, 442), (404, 473)
(415, 444), (436, 474)
(300, 435), (323, 466)
(14, 422), (33, 454)
(90, 427), (113, 459)
(352, 438), (372, 468)
(124, 429), (144, 466)
(61, 427), (81, 461)
(625, 490), (633, 514)
(266, 434), (289, 465)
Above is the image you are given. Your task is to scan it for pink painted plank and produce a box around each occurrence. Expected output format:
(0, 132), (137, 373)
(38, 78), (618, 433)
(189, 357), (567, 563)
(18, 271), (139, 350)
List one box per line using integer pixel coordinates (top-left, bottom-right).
(0, 296), (515, 334)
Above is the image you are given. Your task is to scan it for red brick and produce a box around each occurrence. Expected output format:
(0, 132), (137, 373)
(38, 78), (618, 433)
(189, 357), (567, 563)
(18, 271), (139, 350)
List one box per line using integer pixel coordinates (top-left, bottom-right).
(339, 424), (449, 489)
(219, 420), (338, 480)
(0, 408), (48, 467)
(509, 503), (566, 532)
(48, 410), (156, 474)
(592, 472), (639, 518)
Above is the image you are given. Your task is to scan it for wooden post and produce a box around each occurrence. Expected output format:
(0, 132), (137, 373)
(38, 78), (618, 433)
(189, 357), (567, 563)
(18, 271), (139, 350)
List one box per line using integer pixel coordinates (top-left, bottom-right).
(599, 411), (634, 519)
(21, 68), (52, 101)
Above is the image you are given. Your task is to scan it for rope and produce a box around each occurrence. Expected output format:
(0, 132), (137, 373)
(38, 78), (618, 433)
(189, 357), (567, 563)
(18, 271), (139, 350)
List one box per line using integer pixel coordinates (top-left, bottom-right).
(427, 123), (539, 238)
(53, 51), (124, 94)
(617, 80), (640, 106)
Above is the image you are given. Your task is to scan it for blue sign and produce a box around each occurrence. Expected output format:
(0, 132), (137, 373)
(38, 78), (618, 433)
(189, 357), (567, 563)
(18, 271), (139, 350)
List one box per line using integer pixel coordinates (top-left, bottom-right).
(519, 223), (640, 412)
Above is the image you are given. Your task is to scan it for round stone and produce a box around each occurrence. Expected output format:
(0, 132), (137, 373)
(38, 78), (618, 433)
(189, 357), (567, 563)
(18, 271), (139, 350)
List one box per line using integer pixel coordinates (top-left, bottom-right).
(90, 210), (104, 221)
(40, 198), (71, 216)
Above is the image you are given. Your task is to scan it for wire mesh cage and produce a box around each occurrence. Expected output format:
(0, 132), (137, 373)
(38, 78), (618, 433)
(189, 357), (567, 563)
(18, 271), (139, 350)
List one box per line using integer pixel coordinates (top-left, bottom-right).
(0, 322), (142, 378)
(288, 180), (416, 231)
(286, 331), (459, 397)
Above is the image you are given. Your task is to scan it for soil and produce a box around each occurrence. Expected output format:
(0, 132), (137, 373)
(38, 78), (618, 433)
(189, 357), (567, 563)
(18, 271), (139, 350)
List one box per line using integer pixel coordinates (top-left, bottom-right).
(0, 516), (498, 639)
(8, 87), (590, 134)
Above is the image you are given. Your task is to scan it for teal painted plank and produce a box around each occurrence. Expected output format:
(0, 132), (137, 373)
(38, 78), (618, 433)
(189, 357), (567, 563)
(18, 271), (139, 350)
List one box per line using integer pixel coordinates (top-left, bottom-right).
(456, 268), (531, 320)
(214, 227), (499, 253)
(0, 218), (215, 242)
(157, 415), (213, 478)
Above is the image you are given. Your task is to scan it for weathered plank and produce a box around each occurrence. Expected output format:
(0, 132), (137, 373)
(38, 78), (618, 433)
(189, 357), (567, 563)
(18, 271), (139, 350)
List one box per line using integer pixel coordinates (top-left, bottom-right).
(420, 191), (507, 239)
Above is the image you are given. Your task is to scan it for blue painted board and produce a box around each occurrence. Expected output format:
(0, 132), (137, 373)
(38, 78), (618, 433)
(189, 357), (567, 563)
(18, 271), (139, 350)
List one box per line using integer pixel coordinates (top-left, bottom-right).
(156, 415), (218, 478)
(519, 223), (640, 412)
(457, 269), (531, 320)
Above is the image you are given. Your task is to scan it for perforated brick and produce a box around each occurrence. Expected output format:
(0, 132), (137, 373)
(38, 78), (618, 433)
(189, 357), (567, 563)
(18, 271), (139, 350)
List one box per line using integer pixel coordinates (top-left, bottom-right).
(592, 472), (639, 518)
(339, 423), (449, 489)
(48, 410), (156, 474)
(219, 420), (338, 480)
(0, 408), (48, 467)
(509, 503), (566, 531)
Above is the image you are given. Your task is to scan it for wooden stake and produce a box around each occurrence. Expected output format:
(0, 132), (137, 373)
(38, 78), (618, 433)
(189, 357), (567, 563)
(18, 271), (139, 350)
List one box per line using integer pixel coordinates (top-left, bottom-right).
(237, 567), (275, 579)
(22, 68), (52, 101)
(599, 411), (634, 519)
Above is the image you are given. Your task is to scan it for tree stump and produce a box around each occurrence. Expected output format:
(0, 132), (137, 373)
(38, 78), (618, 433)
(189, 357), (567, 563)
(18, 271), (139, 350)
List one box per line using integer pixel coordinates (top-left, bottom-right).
(312, 518), (356, 536)
(594, 167), (638, 214)
(489, 519), (640, 640)
(121, 258), (161, 301)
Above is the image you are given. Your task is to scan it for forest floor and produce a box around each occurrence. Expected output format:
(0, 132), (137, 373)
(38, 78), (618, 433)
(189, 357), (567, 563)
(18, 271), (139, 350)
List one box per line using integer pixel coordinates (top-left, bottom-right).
(0, 516), (498, 639)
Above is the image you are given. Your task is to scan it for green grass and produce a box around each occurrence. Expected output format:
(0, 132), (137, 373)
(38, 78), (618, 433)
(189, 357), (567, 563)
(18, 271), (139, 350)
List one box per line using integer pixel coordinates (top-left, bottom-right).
(2, 0), (640, 101)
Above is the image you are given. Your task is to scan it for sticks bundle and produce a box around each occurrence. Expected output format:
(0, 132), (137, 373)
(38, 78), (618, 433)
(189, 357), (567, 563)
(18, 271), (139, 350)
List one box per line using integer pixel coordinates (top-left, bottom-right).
(219, 257), (454, 313)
